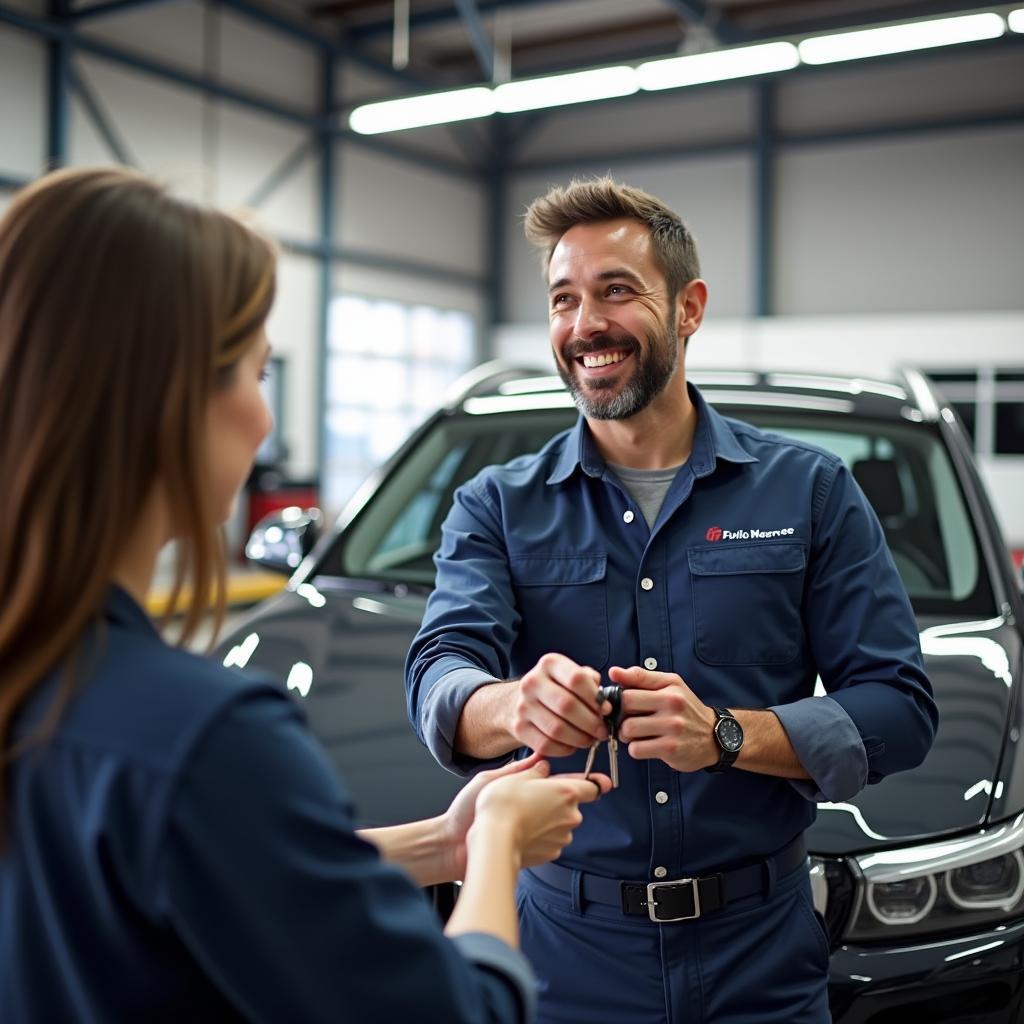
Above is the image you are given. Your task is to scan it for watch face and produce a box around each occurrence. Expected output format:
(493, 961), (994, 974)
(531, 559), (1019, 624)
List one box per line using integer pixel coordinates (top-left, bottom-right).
(716, 717), (743, 753)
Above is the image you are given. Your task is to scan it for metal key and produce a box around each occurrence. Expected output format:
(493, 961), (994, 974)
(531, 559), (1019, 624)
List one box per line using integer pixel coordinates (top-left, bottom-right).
(584, 684), (623, 788)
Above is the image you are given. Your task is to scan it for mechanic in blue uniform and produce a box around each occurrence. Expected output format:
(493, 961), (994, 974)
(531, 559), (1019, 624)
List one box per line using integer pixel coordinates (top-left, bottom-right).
(406, 178), (938, 1023)
(0, 167), (609, 1023)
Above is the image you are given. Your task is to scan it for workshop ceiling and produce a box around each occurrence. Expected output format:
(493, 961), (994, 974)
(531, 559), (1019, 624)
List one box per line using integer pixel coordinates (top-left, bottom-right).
(275, 0), (1007, 85)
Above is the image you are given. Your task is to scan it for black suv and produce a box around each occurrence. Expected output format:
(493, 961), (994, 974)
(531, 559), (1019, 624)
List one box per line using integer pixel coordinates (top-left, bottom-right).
(218, 365), (1024, 1022)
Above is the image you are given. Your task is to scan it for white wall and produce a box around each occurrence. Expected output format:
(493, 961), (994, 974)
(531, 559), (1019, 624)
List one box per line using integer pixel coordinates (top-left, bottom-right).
(0, 24), (47, 177)
(774, 126), (1024, 315)
(506, 153), (755, 322)
(501, 43), (1024, 322)
(337, 145), (486, 277)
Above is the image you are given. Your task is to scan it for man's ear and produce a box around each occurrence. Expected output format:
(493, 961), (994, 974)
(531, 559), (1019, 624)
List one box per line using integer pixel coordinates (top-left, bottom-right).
(676, 279), (708, 342)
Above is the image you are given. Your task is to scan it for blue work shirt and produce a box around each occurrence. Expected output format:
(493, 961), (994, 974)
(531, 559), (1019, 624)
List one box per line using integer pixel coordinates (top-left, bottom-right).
(1, 587), (533, 1024)
(407, 384), (937, 878)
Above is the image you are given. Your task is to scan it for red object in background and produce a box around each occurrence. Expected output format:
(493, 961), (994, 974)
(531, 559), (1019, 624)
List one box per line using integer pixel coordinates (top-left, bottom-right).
(1012, 549), (1024, 571)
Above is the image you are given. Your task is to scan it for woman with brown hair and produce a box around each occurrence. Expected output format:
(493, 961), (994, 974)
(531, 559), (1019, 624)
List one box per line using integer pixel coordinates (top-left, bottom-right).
(0, 167), (608, 1023)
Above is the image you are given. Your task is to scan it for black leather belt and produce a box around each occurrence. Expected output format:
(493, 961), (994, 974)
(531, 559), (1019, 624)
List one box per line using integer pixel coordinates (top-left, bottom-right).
(526, 835), (807, 922)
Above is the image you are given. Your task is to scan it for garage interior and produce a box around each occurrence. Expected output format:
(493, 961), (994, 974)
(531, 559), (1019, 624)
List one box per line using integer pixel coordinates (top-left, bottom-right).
(2, 0), (1021, 556)
(2, 0), (1024, 1020)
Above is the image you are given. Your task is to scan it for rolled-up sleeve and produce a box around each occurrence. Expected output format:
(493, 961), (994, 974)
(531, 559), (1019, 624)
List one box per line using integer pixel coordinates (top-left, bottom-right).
(770, 696), (868, 802)
(405, 479), (520, 777)
(798, 461), (938, 789)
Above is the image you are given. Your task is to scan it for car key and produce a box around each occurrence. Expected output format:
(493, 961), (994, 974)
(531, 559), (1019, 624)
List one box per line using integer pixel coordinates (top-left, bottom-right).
(584, 684), (623, 788)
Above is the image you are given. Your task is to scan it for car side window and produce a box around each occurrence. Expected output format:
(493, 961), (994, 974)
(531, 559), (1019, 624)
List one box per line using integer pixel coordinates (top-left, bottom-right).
(324, 410), (577, 586)
(761, 421), (988, 613)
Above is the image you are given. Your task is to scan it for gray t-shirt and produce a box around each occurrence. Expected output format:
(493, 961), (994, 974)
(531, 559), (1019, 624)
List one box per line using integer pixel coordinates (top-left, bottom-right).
(607, 462), (683, 529)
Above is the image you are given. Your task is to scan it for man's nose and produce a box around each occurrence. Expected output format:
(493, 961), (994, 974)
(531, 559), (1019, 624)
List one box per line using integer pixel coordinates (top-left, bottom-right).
(573, 298), (609, 338)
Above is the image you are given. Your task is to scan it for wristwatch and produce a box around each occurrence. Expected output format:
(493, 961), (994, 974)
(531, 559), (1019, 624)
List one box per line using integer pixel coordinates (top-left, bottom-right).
(706, 707), (743, 773)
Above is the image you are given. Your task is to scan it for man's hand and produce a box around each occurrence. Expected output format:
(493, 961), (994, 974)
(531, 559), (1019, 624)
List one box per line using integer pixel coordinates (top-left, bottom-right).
(510, 653), (607, 757)
(611, 665), (719, 772)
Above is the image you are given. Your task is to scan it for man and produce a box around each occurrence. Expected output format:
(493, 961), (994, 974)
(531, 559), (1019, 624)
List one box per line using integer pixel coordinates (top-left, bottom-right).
(406, 178), (937, 1022)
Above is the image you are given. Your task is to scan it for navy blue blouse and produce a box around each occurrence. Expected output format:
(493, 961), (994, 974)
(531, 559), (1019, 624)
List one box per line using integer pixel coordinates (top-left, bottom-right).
(1, 587), (532, 1023)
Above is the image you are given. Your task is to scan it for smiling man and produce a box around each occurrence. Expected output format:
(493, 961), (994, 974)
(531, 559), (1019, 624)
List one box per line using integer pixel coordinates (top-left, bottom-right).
(406, 178), (937, 1023)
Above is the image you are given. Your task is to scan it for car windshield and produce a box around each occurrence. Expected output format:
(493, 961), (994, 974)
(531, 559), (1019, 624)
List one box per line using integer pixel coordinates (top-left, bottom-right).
(321, 402), (994, 617)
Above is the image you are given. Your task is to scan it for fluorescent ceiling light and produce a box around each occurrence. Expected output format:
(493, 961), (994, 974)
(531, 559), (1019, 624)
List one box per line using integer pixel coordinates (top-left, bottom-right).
(349, 86), (495, 134)
(494, 66), (638, 113)
(639, 41), (799, 90)
(1009, 9), (1024, 33)
(799, 12), (1005, 65)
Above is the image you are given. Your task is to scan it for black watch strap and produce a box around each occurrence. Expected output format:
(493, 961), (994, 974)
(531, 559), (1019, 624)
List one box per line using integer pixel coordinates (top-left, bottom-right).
(706, 707), (743, 773)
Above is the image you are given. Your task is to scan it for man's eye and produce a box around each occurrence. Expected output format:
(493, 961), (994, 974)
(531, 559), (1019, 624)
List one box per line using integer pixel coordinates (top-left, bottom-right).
(608, 285), (631, 296)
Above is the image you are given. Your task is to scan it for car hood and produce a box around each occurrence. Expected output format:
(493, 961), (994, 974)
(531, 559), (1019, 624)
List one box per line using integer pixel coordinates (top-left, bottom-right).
(220, 589), (1023, 847)
(809, 611), (1023, 855)
(217, 581), (458, 827)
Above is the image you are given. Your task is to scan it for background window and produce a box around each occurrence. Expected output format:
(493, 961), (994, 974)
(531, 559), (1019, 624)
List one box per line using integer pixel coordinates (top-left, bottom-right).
(924, 368), (1024, 457)
(323, 295), (476, 514)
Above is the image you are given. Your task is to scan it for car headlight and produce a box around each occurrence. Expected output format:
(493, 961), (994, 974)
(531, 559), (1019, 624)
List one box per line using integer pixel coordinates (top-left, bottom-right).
(844, 814), (1024, 942)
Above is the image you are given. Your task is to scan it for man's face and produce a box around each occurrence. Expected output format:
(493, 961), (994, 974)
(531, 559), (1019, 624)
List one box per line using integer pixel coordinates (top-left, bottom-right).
(547, 219), (680, 421)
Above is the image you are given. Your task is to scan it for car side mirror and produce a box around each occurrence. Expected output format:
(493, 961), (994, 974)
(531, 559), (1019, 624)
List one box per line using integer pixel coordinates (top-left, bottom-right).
(245, 506), (323, 575)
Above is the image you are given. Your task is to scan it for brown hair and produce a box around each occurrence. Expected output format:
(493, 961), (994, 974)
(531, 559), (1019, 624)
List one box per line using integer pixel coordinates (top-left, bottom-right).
(0, 167), (275, 827)
(523, 176), (701, 298)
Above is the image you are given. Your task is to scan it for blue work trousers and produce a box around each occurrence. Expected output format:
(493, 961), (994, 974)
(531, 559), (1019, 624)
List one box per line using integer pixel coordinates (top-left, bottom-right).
(517, 861), (831, 1023)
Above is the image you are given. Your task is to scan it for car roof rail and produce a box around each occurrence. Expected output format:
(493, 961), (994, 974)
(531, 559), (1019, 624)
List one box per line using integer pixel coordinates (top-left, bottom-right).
(897, 367), (942, 422)
(443, 360), (548, 408)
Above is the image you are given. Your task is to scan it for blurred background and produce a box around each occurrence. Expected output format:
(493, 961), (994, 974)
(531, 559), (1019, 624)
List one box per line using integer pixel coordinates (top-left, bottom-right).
(1, 0), (1022, 592)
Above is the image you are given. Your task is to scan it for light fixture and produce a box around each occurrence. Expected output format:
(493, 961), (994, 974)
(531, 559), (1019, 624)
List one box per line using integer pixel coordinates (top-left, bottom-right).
(349, 85), (495, 135)
(494, 66), (638, 113)
(348, 10), (1015, 135)
(638, 41), (799, 91)
(799, 12), (1005, 65)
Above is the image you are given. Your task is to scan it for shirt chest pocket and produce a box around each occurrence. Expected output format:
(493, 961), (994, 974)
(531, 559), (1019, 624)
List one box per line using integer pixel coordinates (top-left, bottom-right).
(508, 554), (609, 670)
(688, 543), (807, 666)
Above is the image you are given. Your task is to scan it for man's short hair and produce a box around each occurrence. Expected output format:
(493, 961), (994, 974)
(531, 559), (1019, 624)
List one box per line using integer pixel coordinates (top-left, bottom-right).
(523, 177), (701, 298)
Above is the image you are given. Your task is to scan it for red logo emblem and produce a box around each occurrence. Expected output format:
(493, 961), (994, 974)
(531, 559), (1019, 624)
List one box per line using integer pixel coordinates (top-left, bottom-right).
(706, 526), (723, 542)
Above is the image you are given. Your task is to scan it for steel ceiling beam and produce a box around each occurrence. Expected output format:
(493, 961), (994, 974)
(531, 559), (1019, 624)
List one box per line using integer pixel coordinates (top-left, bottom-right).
(348, 0), (552, 42)
(735, 0), (997, 42)
(453, 0), (494, 80)
(70, 0), (182, 21)
(659, 0), (743, 45)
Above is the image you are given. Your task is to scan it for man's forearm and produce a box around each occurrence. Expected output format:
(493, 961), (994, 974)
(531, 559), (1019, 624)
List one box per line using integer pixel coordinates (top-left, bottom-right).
(732, 709), (810, 780)
(454, 680), (522, 760)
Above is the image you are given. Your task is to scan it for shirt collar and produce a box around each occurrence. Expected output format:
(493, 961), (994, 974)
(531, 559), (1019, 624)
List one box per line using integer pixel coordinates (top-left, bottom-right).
(545, 381), (758, 486)
(106, 583), (161, 637)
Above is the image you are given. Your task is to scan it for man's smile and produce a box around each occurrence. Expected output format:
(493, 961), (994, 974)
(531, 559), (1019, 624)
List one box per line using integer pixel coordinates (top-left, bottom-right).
(579, 350), (630, 369)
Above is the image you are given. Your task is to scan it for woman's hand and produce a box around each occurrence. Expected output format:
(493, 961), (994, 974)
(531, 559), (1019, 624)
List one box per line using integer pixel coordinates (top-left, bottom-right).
(440, 752), (549, 880)
(444, 764), (610, 947)
(470, 767), (611, 870)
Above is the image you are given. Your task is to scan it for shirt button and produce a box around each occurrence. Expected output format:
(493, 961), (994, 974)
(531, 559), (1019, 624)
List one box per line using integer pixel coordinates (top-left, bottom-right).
(623, 510), (635, 523)
(655, 791), (669, 804)
(654, 866), (668, 879)
(640, 577), (654, 591)
(644, 657), (658, 670)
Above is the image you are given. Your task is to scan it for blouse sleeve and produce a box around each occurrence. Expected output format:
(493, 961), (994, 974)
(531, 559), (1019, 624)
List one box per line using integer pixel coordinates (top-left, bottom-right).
(151, 689), (534, 1024)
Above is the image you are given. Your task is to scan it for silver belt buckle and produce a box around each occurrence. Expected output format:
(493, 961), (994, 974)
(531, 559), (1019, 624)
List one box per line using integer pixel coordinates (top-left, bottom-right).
(646, 877), (701, 922)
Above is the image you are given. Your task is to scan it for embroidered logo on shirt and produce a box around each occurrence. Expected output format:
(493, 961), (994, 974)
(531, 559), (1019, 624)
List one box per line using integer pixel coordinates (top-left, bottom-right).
(705, 526), (796, 541)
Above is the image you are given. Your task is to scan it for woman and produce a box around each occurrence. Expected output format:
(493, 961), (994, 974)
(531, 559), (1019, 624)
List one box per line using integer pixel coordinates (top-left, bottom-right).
(0, 167), (608, 1023)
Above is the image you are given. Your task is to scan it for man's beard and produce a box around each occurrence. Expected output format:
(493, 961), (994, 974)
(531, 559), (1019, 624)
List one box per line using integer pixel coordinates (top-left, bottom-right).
(556, 320), (679, 421)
